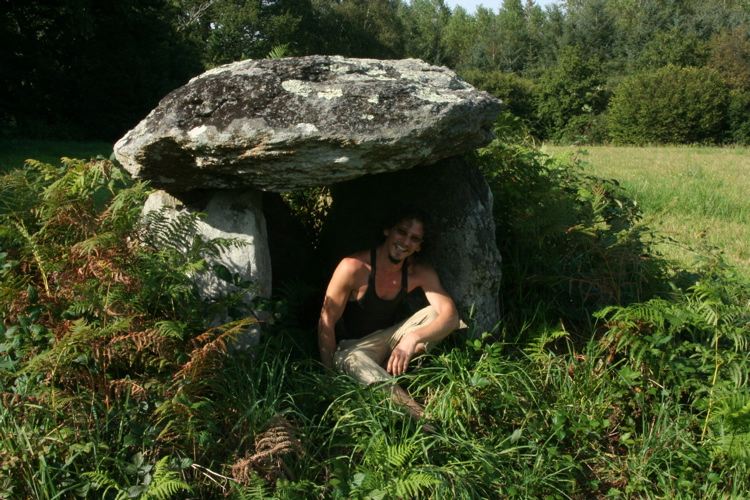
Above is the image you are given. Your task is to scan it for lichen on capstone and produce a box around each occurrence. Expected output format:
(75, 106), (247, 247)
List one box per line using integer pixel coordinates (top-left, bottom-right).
(281, 79), (313, 97)
(317, 88), (343, 100)
(113, 55), (502, 192)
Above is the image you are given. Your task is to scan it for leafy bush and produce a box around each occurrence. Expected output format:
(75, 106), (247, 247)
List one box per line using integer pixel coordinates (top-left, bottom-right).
(0, 158), (256, 497)
(2, 151), (750, 498)
(596, 254), (750, 472)
(727, 89), (750, 144)
(608, 65), (729, 144)
(557, 112), (610, 145)
(460, 69), (537, 127)
(534, 46), (609, 141)
(477, 139), (667, 334)
(707, 27), (750, 91)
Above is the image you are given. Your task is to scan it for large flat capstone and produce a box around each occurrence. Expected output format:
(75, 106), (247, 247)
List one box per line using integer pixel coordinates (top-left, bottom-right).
(114, 56), (501, 192)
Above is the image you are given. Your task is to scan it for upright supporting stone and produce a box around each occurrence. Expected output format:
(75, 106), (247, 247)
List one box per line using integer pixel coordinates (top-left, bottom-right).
(142, 189), (272, 331)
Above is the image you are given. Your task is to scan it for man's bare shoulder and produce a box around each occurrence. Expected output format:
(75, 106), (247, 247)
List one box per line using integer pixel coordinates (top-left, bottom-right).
(334, 250), (371, 277)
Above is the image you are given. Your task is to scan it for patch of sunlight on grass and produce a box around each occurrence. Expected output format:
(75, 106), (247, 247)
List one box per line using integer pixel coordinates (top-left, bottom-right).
(542, 145), (750, 276)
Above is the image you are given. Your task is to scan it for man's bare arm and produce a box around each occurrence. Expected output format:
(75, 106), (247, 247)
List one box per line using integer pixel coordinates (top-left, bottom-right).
(386, 265), (459, 376)
(317, 258), (358, 370)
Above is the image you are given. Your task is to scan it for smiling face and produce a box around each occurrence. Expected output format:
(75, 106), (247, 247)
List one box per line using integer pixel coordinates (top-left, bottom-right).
(383, 218), (424, 264)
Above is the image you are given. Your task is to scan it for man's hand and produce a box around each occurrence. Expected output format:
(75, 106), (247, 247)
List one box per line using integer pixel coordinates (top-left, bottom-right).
(387, 333), (424, 376)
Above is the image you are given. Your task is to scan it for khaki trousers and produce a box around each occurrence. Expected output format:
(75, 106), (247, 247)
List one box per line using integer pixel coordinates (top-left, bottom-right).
(334, 306), (439, 386)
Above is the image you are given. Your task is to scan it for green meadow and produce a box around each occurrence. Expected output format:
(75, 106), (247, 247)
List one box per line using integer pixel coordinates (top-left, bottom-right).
(543, 145), (750, 276)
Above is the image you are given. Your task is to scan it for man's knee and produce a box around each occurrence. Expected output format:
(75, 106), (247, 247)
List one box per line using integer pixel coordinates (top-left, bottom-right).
(334, 346), (390, 385)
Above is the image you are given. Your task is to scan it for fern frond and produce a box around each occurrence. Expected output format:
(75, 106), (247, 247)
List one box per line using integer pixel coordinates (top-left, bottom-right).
(143, 456), (192, 500)
(230, 480), (267, 500)
(72, 231), (118, 256)
(385, 442), (416, 468)
(140, 209), (201, 254)
(394, 470), (441, 499)
(175, 317), (258, 380)
(154, 320), (187, 341)
(110, 378), (147, 401)
(82, 470), (127, 499)
(231, 415), (302, 485)
(9, 218), (50, 296)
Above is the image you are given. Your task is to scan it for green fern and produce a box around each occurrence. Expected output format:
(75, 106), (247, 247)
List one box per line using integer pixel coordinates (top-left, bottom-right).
(82, 470), (129, 499)
(393, 470), (441, 499)
(8, 218), (50, 296)
(384, 442), (417, 468)
(141, 456), (192, 500)
(266, 44), (290, 59)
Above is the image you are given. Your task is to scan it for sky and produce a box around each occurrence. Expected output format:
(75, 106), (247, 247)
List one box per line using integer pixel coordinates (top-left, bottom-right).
(444, 0), (560, 13)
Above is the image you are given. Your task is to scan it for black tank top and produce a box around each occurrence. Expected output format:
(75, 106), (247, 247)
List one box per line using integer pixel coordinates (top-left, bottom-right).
(336, 248), (409, 340)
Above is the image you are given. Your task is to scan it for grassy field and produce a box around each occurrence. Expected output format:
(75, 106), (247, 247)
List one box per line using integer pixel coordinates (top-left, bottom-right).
(542, 145), (750, 276)
(0, 138), (113, 172)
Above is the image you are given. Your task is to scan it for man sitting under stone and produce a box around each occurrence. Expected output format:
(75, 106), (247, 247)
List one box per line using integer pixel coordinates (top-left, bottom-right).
(317, 208), (460, 422)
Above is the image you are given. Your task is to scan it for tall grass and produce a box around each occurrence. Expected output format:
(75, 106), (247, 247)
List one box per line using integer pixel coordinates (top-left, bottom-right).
(543, 145), (750, 275)
(1, 147), (749, 498)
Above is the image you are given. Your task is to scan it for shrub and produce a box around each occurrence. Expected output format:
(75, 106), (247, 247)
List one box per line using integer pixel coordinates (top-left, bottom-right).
(557, 112), (610, 145)
(459, 69), (537, 127)
(0, 158), (258, 497)
(476, 139), (667, 335)
(534, 46), (608, 141)
(707, 27), (750, 90)
(728, 89), (750, 144)
(608, 65), (729, 144)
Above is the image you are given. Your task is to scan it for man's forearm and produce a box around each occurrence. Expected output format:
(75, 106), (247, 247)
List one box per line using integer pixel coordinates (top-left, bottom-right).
(318, 326), (336, 370)
(409, 310), (459, 344)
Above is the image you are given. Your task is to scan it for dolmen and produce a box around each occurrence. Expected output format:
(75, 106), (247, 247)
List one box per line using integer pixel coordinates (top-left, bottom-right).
(114, 55), (503, 334)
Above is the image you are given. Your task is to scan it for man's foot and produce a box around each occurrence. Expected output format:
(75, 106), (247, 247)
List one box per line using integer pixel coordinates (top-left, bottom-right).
(390, 385), (422, 418)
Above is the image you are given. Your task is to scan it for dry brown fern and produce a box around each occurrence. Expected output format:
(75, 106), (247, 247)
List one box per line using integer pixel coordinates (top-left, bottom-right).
(231, 415), (302, 485)
(174, 318), (258, 381)
(109, 378), (147, 401)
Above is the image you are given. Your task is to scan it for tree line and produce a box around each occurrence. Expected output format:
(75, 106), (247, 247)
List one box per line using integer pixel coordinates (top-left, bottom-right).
(2, 0), (750, 143)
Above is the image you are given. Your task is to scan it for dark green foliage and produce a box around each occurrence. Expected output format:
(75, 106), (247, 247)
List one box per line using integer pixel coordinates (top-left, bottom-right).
(460, 69), (537, 128)
(596, 255), (750, 469)
(557, 112), (610, 145)
(173, 0), (317, 65)
(0, 0), (202, 140)
(477, 139), (666, 333)
(6, 0), (750, 144)
(309, 0), (406, 59)
(609, 65), (730, 144)
(3, 146), (750, 497)
(638, 28), (708, 69)
(0, 158), (255, 497)
(534, 46), (609, 141)
(707, 27), (750, 90)
(398, 0), (452, 66)
(727, 89), (750, 144)
(562, 0), (617, 65)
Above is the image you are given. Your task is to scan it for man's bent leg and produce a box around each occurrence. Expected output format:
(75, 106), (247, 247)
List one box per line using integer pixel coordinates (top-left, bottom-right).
(385, 306), (439, 352)
(334, 328), (393, 385)
(334, 306), (440, 385)
(334, 306), (447, 430)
